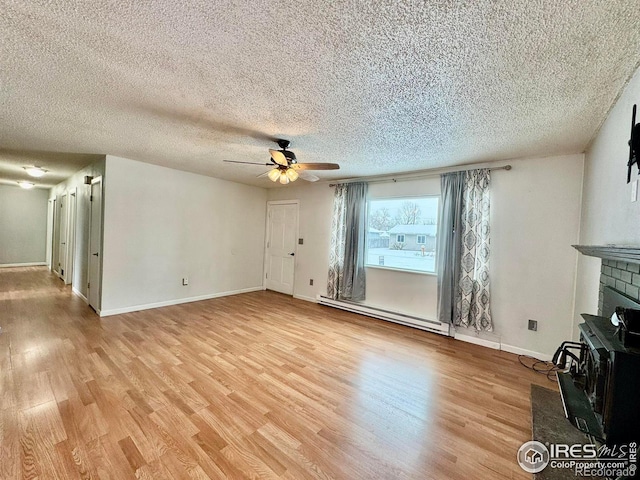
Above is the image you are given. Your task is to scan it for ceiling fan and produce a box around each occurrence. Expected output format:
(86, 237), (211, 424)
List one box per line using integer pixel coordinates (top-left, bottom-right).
(224, 139), (340, 184)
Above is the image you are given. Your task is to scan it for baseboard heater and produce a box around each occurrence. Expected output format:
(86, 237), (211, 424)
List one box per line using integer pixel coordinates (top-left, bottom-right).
(317, 295), (450, 336)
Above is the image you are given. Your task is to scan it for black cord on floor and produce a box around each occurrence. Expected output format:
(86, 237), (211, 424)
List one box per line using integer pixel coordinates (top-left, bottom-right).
(518, 354), (560, 382)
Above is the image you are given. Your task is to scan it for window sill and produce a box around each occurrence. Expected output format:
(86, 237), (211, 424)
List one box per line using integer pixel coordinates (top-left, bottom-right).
(365, 265), (437, 277)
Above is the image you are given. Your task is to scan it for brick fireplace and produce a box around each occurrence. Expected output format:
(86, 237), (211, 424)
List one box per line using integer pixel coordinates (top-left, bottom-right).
(573, 245), (640, 315)
(598, 259), (640, 314)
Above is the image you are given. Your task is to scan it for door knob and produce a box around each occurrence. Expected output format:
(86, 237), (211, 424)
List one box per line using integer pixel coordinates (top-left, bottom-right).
(289, 253), (295, 256)
(92, 252), (99, 257)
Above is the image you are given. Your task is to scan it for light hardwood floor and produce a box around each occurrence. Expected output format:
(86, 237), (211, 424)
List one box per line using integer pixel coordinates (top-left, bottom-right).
(0, 266), (552, 479)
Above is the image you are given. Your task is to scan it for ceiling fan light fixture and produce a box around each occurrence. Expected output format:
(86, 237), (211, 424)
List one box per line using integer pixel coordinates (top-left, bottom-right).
(267, 168), (281, 182)
(24, 166), (47, 177)
(232, 138), (339, 184)
(286, 168), (299, 181)
(18, 181), (35, 189)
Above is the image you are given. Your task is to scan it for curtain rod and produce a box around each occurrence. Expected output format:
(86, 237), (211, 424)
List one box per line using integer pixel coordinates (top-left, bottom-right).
(328, 164), (512, 187)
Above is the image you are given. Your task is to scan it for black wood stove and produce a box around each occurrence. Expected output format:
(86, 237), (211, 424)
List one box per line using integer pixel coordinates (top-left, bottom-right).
(555, 287), (640, 446)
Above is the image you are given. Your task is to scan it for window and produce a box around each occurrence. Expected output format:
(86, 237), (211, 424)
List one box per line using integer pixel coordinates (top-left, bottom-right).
(366, 196), (439, 273)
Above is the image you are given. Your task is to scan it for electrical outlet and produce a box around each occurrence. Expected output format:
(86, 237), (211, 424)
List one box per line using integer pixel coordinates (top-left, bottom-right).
(182, 277), (189, 286)
(528, 319), (538, 331)
(309, 279), (314, 286)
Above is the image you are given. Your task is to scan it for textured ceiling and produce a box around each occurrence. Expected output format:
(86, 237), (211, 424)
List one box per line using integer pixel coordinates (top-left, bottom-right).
(2, 1), (640, 188)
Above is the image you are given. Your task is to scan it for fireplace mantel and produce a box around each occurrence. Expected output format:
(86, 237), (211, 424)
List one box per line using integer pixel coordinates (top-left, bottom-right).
(573, 245), (640, 265)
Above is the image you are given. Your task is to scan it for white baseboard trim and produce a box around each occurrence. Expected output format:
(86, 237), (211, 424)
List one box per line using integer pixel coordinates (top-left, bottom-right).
(72, 287), (88, 304)
(317, 295), (450, 336)
(0, 262), (47, 268)
(99, 286), (264, 317)
(454, 333), (551, 360)
(454, 332), (501, 350)
(501, 343), (552, 361)
(293, 294), (317, 303)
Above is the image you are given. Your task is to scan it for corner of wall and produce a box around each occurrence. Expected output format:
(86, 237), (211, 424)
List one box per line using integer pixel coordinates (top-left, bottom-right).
(571, 64), (640, 339)
(570, 152), (587, 340)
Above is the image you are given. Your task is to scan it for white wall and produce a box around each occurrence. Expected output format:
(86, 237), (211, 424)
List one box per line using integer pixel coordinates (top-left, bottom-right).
(50, 158), (106, 298)
(268, 153), (584, 357)
(0, 184), (49, 266)
(489, 154), (583, 356)
(101, 156), (267, 315)
(574, 66), (640, 335)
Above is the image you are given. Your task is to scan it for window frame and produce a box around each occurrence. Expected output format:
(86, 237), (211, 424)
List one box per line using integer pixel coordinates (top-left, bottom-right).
(365, 194), (440, 276)
(396, 234), (405, 243)
(416, 234), (427, 245)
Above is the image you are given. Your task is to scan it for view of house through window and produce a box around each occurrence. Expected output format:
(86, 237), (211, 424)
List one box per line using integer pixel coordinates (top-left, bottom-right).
(366, 196), (439, 273)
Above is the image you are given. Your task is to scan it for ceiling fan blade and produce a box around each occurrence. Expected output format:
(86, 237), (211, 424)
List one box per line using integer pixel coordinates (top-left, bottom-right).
(269, 149), (289, 166)
(224, 160), (272, 166)
(291, 163), (340, 171)
(299, 172), (320, 182)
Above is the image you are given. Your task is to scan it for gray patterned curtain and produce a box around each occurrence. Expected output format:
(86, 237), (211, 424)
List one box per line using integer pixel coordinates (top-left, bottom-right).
(327, 182), (368, 301)
(455, 169), (492, 331)
(327, 185), (347, 299)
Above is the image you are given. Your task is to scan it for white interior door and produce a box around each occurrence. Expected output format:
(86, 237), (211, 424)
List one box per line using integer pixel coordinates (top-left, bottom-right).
(88, 178), (102, 312)
(65, 190), (77, 285)
(46, 199), (53, 269)
(265, 202), (298, 295)
(52, 197), (60, 274)
(58, 193), (68, 280)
